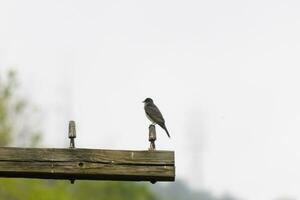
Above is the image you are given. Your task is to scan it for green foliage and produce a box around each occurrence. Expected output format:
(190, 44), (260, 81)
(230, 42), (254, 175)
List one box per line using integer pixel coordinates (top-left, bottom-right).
(0, 70), (15, 145)
(0, 70), (41, 147)
(70, 181), (156, 200)
(0, 179), (156, 200)
(0, 179), (71, 200)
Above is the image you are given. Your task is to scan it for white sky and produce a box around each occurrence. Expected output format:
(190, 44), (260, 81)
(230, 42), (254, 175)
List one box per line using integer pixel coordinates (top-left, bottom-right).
(1, 1), (300, 199)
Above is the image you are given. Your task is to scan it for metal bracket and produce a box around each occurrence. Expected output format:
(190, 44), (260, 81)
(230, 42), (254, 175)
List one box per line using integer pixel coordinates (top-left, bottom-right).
(148, 125), (156, 151)
(69, 121), (76, 149)
(68, 120), (76, 184)
(148, 125), (157, 184)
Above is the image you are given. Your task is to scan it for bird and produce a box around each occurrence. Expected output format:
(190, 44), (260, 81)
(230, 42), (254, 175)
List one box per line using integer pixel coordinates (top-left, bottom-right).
(143, 98), (170, 138)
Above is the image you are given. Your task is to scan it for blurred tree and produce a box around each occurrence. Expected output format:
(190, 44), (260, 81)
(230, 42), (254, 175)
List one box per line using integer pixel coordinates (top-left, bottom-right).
(0, 70), (41, 147)
(219, 193), (240, 200)
(0, 69), (157, 200)
(70, 181), (156, 200)
(0, 179), (71, 200)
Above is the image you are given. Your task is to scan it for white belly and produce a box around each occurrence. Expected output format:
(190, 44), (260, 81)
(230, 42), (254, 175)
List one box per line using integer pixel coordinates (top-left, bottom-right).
(146, 113), (156, 125)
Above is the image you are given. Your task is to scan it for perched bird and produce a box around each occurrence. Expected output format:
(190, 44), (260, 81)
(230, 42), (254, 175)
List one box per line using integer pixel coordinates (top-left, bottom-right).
(143, 98), (170, 138)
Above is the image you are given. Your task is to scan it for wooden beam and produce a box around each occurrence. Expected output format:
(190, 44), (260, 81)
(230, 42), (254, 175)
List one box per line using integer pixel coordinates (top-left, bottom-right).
(0, 147), (175, 182)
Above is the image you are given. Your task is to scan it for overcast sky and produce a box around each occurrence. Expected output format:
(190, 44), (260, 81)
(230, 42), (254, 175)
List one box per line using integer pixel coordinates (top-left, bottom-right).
(1, 1), (300, 199)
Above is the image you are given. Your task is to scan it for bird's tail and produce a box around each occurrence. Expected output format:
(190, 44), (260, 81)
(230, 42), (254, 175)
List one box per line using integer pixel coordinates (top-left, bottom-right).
(161, 124), (170, 138)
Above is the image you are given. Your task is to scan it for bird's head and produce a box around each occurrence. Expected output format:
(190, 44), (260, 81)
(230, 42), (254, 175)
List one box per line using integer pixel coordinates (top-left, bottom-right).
(143, 98), (153, 104)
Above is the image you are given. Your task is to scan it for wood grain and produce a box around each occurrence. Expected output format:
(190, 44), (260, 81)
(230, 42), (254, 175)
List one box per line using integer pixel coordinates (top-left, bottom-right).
(0, 147), (175, 182)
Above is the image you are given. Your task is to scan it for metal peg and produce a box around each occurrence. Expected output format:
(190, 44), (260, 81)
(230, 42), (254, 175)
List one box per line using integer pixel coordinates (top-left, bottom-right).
(68, 120), (76, 184)
(68, 120), (76, 149)
(149, 125), (157, 183)
(148, 125), (156, 151)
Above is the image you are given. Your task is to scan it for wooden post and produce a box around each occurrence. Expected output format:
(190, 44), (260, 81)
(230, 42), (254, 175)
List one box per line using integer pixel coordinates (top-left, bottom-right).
(0, 147), (175, 182)
(0, 121), (176, 183)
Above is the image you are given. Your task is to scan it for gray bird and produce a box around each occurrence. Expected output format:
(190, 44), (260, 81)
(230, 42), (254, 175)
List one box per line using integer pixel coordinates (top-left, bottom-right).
(143, 98), (170, 138)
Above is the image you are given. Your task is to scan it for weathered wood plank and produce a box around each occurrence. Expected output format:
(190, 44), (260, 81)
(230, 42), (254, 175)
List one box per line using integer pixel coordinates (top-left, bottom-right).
(0, 147), (175, 182)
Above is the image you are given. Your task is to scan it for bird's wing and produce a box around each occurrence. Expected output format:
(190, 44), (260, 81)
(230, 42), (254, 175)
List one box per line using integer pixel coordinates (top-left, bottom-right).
(145, 104), (165, 124)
